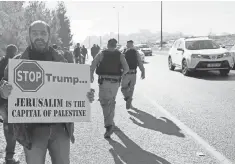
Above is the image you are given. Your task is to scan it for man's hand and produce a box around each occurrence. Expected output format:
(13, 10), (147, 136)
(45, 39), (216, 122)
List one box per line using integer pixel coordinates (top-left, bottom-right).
(141, 72), (145, 79)
(0, 105), (7, 122)
(86, 88), (95, 103)
(0, 81), (13, 99)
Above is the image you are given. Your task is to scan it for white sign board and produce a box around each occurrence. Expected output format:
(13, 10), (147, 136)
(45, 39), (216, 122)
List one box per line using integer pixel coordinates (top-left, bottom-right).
(8, 59), (91, 123)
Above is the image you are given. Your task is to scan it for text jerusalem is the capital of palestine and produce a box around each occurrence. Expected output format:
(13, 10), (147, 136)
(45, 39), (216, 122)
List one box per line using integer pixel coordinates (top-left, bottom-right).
(12, 98), (86, 117)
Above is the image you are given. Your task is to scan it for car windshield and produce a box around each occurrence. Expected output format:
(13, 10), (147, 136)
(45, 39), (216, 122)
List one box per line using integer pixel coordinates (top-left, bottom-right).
(185, 40), (220, 50)
(230, 45), (235, 51)
(138, 45), (149, 48)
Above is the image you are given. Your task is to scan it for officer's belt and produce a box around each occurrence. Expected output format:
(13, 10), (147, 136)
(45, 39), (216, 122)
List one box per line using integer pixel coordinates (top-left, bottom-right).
(100, 77), (120, 83)
(35, 122), (65, 127)
(127, 69), (137, 74)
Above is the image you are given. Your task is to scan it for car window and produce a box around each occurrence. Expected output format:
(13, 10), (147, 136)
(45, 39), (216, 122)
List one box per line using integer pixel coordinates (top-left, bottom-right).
(174, 40), (180, 48)
(135, 46), (140, 50)
(172, 41), (177, 48)
(178, 41), (184, 49)
(139, 44), (149, 48)
(185, 40), (220, 50)
(230, 45), (235, 51)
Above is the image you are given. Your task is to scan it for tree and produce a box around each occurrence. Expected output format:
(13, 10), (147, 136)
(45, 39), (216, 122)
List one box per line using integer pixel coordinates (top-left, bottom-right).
(50, 10), (62, 46)
(0, 1), (27, 54)
(56, 2), (73, 48)
(24, 1), (61, 46)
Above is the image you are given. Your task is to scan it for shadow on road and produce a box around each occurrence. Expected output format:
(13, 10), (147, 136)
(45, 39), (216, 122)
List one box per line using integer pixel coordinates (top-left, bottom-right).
(171, 69), (235, 81)
(128, 108), (185, 138)
(108, 127), (172, 164)
(191, 71), (235, 81)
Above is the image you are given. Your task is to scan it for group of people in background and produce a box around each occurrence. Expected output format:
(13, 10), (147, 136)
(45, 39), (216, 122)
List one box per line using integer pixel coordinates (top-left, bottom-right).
(51, 43), (102, 65)
(73, 43), (101, 64)
(91, 44), (100, 59)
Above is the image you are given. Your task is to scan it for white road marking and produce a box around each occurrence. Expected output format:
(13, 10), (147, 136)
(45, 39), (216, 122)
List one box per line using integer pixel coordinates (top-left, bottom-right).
(143, 94), (234, 164)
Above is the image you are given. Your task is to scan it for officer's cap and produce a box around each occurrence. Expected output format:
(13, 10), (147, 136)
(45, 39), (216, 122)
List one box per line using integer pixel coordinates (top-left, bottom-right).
(127, 40), (134, 43)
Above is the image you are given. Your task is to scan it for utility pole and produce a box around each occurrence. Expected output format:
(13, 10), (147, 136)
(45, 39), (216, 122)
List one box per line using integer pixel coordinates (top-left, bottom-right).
(89, 36), (90, 48)
(118, 11), (120, 44)
(113, 6), (124, 44)
(160, 1), (163, 49)
(100, 36), (102, 47)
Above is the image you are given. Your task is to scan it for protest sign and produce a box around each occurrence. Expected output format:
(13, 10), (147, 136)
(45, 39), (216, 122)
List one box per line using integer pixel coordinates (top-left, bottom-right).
(8, 59), (91, 123)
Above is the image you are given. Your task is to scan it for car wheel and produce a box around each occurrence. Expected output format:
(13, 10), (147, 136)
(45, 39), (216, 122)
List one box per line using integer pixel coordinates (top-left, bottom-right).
(232, 65), (235, 70)
(181, 59), (191, 76)
(168, 56), (175, 71)
(219, 69), (230, 76)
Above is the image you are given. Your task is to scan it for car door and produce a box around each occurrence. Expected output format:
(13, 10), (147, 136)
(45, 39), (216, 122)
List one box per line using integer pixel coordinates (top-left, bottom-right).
(230, 45), (235, 61)
(170, 40), (179, 64)
(176, 40), (185, 65)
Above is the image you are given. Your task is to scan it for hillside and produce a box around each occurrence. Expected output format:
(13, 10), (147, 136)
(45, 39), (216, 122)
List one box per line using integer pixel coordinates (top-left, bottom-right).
(81, 30), (235, 50)
(81, 30), (184, 48)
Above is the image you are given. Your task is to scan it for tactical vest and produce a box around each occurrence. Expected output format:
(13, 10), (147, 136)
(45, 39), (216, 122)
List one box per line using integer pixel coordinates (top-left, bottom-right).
(124, 48), (138, 70)
(96, 50), (122, 76)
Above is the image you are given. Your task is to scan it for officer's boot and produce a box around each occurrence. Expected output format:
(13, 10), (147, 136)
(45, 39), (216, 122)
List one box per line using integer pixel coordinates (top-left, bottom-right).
(125, 97), (132, 110)
(104, 125), (114, 139)
(4, 158), (20, 164)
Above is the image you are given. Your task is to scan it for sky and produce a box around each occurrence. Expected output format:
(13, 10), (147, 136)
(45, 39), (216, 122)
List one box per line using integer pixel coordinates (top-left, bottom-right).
(46, 1), (235, 43)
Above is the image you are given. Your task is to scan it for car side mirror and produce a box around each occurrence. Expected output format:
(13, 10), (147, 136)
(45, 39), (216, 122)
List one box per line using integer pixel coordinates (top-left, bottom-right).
(177, 48), (184, 52)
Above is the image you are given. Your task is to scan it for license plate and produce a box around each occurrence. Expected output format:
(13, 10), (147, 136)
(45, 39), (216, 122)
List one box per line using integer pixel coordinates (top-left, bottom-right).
(207, 63), (221, 67)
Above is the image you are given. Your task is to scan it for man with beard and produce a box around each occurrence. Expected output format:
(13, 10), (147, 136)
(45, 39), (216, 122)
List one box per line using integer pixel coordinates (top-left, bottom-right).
(2, 20), (95, 164)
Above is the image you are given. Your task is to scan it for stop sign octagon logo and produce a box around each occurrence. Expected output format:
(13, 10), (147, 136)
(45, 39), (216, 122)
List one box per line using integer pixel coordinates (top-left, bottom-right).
(14, 61), (45, 92)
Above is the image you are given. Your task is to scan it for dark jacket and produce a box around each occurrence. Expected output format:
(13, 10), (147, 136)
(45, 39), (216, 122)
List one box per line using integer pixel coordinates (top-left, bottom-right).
(73, 47), (81, 58)
(2, 46), (75, 150)
(64, 50), (74, 63)
(81, 48), (87, 55)
(0, 57), (8, 80)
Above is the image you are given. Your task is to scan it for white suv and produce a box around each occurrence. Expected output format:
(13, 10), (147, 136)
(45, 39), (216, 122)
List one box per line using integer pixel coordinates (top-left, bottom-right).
(168, 37), (234, 76)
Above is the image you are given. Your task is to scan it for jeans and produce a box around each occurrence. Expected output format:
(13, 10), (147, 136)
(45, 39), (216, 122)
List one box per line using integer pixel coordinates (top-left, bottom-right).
(3, 123), (16, 160)
(24, 123), (70, 164)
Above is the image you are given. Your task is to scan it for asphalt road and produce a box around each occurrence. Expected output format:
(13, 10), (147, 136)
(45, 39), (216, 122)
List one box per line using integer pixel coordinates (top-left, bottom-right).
(0, 50), (234, 164)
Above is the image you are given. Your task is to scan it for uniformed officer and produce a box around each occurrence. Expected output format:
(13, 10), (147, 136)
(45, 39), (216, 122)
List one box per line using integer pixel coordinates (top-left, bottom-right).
(121, 40), (145, 109)
(90, 38), (129, 138)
